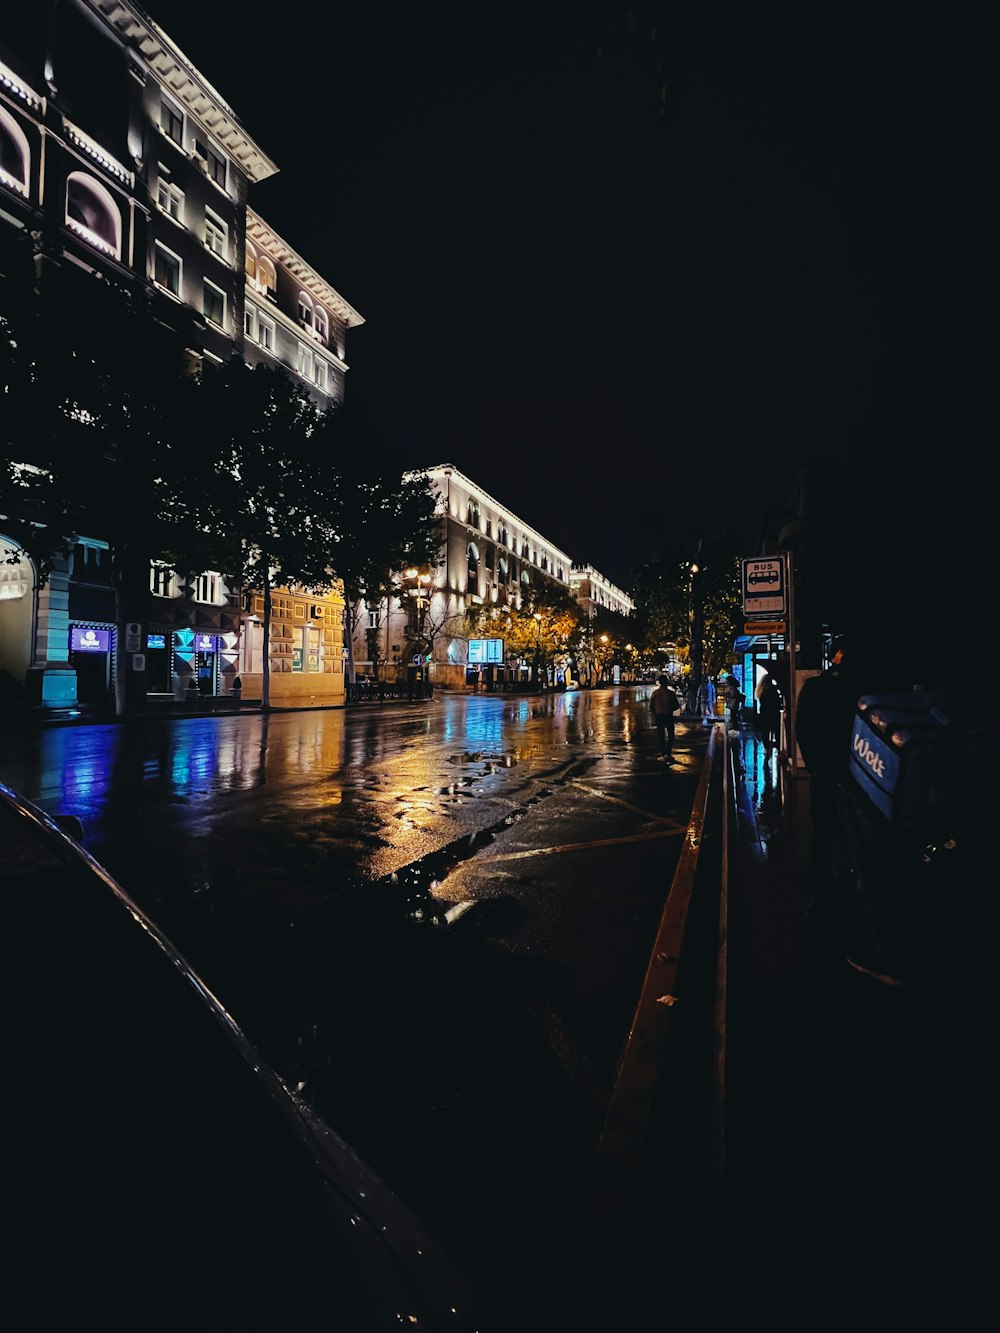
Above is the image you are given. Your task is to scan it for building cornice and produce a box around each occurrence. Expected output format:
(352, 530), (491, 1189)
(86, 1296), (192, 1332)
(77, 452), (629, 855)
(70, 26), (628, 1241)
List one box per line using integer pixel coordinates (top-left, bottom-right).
(412, 463), (574, 570)
(90, 1), (280, 183)
(246, 209), (364, 328)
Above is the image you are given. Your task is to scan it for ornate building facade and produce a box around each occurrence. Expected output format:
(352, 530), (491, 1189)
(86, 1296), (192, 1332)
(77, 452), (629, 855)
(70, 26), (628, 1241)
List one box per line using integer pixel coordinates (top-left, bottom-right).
(0, 1), (361, 711)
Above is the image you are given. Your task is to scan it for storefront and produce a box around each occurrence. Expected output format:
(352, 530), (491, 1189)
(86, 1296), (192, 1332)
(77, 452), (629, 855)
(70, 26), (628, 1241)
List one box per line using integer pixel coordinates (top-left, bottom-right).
(68, 624), (114, 706)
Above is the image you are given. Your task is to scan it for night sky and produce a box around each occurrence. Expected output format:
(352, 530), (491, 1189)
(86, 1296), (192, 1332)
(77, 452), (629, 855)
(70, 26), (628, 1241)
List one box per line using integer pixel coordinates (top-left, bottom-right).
(146, 2), (993, 590)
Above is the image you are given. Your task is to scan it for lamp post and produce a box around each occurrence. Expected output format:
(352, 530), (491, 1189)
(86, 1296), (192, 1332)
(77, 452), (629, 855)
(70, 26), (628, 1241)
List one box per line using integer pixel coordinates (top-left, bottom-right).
(625, 643), (634, 684)
(599, 633), (608, 684)
(533, 612), (543, 689)
(689, 562), (703, 694)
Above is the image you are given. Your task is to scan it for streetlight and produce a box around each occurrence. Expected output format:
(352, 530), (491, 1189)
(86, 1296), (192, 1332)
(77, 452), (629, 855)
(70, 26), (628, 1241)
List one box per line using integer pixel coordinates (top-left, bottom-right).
(599, 633), (608, 684)
(626, 643), (634, 684)
(689, 561), (703, 692)
(533, 612), (543, 689)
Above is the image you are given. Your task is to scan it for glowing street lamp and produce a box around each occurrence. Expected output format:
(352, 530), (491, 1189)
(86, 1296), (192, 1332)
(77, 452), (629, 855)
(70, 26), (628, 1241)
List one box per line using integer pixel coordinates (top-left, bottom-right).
(533, 611), (543, 688)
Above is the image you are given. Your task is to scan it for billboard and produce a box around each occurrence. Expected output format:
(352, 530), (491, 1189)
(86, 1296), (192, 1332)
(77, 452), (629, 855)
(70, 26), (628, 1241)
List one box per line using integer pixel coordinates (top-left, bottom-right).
(468, 638), (504, 665)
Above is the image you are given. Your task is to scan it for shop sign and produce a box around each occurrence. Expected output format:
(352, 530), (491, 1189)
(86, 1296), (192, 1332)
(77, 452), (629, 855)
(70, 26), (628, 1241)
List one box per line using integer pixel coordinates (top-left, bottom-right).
(195, 634), (217, 652)
(71, 627), (109, 652)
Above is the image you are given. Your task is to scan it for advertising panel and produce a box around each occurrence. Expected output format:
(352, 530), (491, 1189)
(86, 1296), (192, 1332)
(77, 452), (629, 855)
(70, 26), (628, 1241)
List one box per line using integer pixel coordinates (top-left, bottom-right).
(468, 638), (504, 664)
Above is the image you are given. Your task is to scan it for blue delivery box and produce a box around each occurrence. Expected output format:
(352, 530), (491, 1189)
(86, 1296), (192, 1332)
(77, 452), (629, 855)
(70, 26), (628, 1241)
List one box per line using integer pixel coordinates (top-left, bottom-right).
(848, 691), (993, 838)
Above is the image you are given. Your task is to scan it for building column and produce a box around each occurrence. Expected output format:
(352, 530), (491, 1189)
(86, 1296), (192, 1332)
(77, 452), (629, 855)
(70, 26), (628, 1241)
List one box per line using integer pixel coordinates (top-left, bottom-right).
(24, 552), (78, 707)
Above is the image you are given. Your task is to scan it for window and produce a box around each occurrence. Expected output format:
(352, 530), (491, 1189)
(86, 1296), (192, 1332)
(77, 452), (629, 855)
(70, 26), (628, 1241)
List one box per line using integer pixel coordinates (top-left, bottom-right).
(206, 143), (227, 190)
(150, 563), (177, 598)
(157, 178), (183, 221)
(245, 243), (256, 281)
(298, 292), (313, 327)
(65, 173), (121, 258)
(204, 209), (227, 259)
(194, 572), (223, 605)
(368, 610), (379, 630)
(0, 107), (30, 196)
(297, 342), (314, 380)
(71, 541), (111, 584)
(498, 525), (508, 547)
(256, 256), (276, 297)
(160, 94), (184, 145)
(467, 543), (480, 596)
(154, 241), (181, 296)
(258, 315), (274, 351)
(314, 307), (329, 343)
(203, 281), (225, 328)
(314, 360), (329, 393)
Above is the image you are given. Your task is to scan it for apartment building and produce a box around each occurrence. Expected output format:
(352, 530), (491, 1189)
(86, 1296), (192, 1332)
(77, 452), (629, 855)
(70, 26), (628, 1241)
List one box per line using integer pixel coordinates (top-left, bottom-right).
(0, 1), (361, 712)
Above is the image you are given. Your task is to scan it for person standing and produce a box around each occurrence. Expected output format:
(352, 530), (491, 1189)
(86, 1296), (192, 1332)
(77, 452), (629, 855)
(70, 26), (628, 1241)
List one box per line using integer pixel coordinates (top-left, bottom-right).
(649, 675), (680, 761)
(723, 676), (743, 730)
(757, 674), (783, 749)
(697, 676), (717, 723)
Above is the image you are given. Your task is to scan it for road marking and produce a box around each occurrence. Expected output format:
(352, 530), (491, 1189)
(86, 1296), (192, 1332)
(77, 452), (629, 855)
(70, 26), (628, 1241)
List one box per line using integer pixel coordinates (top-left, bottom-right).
(484, 827), (685, 862)
(569, 780), (681, 825)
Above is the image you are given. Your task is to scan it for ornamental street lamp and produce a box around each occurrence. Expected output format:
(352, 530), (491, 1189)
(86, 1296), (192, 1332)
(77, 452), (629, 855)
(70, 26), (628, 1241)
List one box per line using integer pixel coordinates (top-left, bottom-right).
(533, 611), (543, 688)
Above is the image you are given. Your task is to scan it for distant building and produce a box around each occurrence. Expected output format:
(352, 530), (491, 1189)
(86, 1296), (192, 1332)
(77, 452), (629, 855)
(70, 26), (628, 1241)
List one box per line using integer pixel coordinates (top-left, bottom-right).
(348, 464), (633, 692)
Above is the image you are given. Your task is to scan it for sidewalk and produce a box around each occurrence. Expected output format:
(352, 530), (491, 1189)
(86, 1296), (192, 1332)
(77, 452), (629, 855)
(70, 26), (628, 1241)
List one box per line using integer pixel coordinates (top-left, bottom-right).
(724, 725), (977, 1313)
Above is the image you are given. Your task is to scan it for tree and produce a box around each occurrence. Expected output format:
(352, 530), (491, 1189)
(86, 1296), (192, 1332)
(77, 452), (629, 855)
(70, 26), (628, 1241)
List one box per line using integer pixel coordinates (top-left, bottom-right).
(324, 404), (439, 687)
(466, 587), (582, 687)
(191, 360), (342, 710)
(1, 268), (219, 713)
(630, 536), (742, 684)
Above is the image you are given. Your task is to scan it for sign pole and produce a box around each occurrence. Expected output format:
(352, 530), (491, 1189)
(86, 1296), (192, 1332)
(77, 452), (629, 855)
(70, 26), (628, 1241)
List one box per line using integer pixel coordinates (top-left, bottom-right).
(784, 548), (799, 773)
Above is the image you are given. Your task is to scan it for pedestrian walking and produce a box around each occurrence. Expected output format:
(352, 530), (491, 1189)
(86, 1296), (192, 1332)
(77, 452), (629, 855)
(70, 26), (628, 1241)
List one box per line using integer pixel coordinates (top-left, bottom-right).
(649, 675), (680, 761)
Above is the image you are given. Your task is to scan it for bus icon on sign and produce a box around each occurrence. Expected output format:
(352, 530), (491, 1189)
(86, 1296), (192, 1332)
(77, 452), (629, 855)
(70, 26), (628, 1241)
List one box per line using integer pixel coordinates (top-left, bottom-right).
(748, 569), (779, 586)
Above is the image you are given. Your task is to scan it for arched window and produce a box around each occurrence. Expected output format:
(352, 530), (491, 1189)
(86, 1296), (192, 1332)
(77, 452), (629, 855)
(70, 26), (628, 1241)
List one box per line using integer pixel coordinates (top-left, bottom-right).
(498, 525), (508, 547)
(244, 242), (257, 280)
(256, 256), (276, 297)
(297, 290), (313, 327)
(65, 172), (121, 258)
(0, 107), (29, 196)
(497, 557), (508, 585)
(314, 305), (329, 343)
(467, 543), (480, 596)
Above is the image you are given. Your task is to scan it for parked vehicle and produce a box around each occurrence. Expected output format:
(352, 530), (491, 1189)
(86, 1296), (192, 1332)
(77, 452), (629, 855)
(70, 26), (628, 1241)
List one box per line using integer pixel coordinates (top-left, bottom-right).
(1, 779), (480, 1331)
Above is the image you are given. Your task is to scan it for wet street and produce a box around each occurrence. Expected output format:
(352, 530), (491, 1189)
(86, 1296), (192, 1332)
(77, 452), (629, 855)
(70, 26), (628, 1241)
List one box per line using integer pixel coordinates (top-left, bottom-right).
(1, 686), (711, 1330)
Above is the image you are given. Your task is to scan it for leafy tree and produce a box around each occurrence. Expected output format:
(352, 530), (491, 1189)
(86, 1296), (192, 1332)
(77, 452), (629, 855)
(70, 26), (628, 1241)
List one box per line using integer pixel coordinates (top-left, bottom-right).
(324, 404), (439, 686)
(1, 270), (217, 713)
(466, 586), (582, 686)
(630, 535), (742, 685)
(190, 360), (344, 710)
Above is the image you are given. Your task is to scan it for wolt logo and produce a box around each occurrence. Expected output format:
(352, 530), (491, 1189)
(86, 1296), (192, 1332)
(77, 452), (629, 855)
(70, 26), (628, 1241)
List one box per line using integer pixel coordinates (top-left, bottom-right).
(853, 732), (886, 780)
